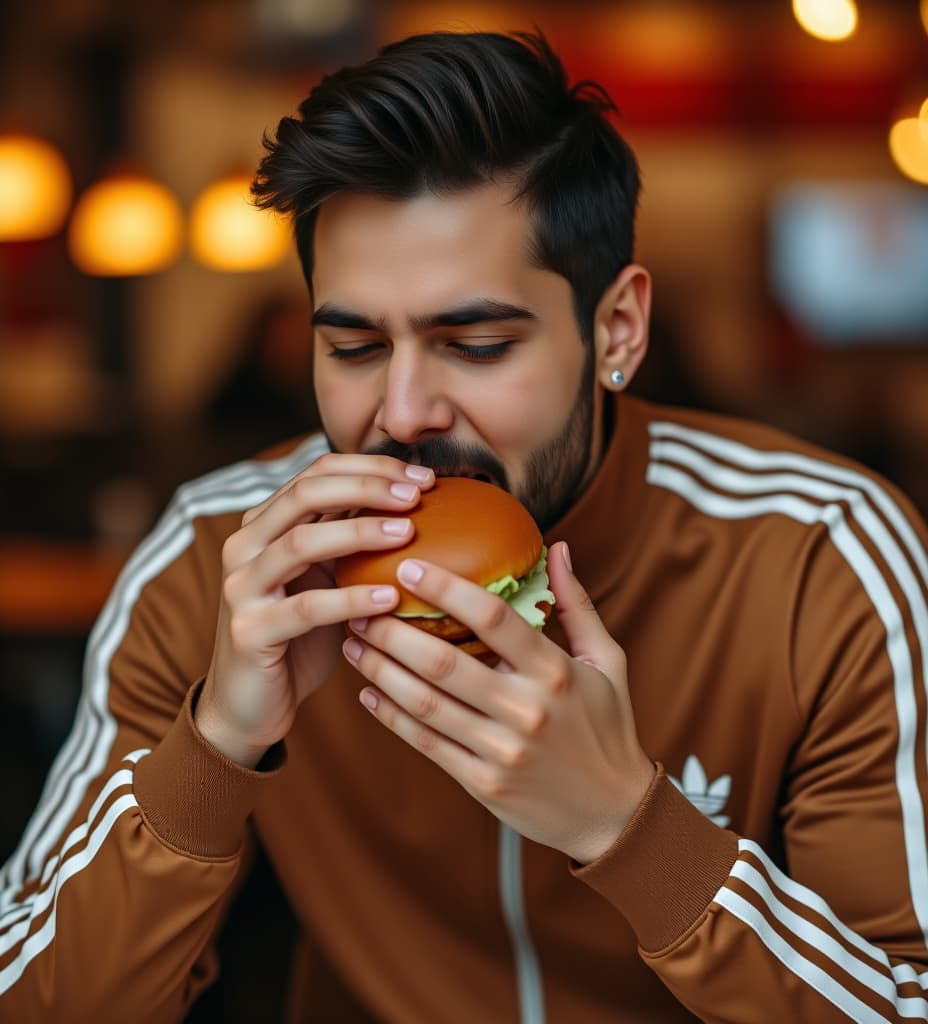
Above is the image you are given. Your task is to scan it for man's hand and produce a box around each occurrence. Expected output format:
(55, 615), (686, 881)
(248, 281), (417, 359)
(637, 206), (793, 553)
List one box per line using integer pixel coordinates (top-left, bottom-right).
(342, 540), (655, 864)
(195, 454), (435, 768)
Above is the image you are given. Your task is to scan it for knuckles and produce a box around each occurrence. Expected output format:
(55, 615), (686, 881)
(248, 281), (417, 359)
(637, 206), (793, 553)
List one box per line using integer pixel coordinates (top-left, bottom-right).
(541, 660), (573, 696)
(473, 767), (508, 801)
(496, 740), (529, 770)
(221, 569), (244, 608)
(411, 725), (439, 756)
(221, 534), (246, 575)
(473, 597), (509, 634)
(227, 610), (254, 655)
(294, 590), (318, 627)
(283, 523), (309, 558)
(422, 644), (457, 683)
(290, 476), (317, 508)
(410, 688), (442, 722)
(519, 704), (548, 738)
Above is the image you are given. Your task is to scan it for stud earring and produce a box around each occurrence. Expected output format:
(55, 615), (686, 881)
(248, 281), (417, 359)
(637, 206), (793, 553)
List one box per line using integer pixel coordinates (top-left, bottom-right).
(610, 370), (626, 388)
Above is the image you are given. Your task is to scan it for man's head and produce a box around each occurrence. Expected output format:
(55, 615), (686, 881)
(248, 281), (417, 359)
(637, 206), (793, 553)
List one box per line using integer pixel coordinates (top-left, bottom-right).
(253, 31), (650, 530)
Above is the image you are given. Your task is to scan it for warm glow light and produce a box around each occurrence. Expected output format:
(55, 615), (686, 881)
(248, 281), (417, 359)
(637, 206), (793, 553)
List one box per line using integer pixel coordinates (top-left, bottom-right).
(889, 117), (928, 186)
(0, 134), (72, 241)
(793, 0), (858, 41)
(922, 0), (928, 36)
(68, 175), (183, 276)
(190, 174), (290, 272)
(256, 0), (359, 38)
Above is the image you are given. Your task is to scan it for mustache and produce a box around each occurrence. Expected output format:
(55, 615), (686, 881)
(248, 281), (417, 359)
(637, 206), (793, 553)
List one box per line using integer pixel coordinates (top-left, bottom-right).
(365, 436), (509, 491)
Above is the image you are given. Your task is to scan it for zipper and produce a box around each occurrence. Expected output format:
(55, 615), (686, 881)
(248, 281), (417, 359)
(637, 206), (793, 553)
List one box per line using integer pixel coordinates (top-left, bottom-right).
(498, 823), (545, 1023)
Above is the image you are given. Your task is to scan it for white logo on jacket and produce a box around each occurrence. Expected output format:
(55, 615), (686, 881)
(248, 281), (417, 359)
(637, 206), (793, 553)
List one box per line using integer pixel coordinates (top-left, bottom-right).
(669, 755), (731, 828)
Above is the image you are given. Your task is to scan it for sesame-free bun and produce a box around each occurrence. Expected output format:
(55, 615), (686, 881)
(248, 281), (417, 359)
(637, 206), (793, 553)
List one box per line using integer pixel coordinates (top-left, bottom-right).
(335, 476), (543, 617)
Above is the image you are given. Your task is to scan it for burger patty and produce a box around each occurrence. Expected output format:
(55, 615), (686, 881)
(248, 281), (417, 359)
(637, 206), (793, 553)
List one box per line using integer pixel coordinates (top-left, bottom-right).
(403, 601), (553, 644)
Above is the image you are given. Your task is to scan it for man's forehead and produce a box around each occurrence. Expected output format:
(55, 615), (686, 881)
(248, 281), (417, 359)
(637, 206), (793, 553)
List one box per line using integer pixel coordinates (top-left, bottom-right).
(310, 186), (546, 319)
(313, 182), (531, 254)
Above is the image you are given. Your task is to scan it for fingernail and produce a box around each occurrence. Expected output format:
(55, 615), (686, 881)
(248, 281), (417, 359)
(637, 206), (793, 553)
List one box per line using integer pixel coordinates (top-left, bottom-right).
(390, 482), (418, 501)
(371, 587), (396, 605)
(397, 559), (424, 586)
(360, 689), (379, 711)
(344, 638), (364, 662)
(405, 465), (433, 482)
(382, 517), (411, 536)
(562, 542), (573, 572)
(349, 617), (369, 632)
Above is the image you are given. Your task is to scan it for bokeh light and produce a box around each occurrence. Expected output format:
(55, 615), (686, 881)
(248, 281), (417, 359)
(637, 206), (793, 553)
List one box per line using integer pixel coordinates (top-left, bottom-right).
(889, 111), (928, 185)
(190, 174), (290, 272)
(792, 0), (858, 42)
(0, 134), (72, 241)
(68, 174), (184, 276)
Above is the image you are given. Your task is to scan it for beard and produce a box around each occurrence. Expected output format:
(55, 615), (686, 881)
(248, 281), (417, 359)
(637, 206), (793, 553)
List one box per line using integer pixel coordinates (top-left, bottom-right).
(327, 354), (597, 534)
(518, 353), (595, 532)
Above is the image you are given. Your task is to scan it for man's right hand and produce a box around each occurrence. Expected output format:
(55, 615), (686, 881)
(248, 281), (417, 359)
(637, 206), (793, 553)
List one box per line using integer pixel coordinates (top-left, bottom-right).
(195, 453), (434, 768)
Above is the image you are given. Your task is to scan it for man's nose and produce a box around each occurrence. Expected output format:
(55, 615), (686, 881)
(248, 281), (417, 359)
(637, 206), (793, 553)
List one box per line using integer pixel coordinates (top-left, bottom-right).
(376, 349), (454, 444)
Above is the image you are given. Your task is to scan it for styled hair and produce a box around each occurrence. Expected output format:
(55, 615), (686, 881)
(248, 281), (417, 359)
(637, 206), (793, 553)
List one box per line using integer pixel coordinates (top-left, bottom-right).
(252, 30), (640, 344)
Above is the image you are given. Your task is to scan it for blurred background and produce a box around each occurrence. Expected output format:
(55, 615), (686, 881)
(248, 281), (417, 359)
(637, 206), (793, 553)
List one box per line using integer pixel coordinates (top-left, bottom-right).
(1, 0), (926, 1018)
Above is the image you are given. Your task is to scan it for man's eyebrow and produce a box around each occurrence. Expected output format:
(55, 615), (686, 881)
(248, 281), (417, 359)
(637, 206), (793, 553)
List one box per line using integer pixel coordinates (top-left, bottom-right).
(311, 299), (537, 333)
(408, 300), (537, 332)
(311, 305), (386, 331)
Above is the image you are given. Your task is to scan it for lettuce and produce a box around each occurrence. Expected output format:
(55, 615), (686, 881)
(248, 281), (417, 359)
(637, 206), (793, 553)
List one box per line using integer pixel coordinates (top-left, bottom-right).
(397, 548), (554, 628)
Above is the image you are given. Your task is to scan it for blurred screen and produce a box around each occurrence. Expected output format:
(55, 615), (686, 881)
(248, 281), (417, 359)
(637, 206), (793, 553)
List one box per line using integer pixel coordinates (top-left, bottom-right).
(770, 181), (928, 347)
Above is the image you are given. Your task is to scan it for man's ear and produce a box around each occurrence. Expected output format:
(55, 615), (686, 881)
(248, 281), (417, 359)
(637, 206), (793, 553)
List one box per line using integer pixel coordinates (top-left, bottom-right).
(592, 264), (651, 391)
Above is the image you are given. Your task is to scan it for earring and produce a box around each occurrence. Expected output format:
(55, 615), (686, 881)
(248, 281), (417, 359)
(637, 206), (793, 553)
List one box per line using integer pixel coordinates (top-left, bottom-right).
(610, 370), (625, 388)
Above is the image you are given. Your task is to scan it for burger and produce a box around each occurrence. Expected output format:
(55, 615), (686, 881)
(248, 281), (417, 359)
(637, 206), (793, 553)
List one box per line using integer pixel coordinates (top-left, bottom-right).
(335, 476), (554, 663)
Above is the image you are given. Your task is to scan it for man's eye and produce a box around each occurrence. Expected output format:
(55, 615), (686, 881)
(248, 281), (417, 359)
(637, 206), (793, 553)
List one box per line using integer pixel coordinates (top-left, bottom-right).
(327, 340), (514, 363)
(327, 343), (383, 361)
(451, 341), (514, 362)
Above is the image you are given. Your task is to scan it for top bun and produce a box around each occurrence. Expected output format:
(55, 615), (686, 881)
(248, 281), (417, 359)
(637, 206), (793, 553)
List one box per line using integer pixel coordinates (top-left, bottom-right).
(335, 476), (542, 616)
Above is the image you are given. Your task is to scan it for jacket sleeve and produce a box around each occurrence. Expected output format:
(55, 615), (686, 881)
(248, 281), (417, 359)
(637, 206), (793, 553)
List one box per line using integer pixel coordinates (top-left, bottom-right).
(573, 477), (928, 1022)
(0, 492), (285, 1023)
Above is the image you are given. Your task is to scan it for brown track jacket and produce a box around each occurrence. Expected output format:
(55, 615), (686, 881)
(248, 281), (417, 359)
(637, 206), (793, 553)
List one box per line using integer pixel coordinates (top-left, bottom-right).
(3, 394), (928, 1023)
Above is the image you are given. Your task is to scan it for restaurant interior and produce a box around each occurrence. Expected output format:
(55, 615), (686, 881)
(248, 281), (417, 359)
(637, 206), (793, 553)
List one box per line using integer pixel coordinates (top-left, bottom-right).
(1, 0), (927, 1018)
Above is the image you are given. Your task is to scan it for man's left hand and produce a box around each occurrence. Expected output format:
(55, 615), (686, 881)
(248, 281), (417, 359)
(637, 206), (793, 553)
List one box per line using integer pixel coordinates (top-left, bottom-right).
(342, 539), (655, 865)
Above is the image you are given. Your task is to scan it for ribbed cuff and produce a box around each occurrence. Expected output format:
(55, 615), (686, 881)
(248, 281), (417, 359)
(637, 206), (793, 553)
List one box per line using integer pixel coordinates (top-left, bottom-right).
(134, 680), (286, 858)
(571, 766), (737, 953)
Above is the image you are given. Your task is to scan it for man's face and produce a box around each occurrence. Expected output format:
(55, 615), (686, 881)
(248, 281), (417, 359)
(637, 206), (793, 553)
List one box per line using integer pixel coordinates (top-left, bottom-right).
(311, 181), (599, 531)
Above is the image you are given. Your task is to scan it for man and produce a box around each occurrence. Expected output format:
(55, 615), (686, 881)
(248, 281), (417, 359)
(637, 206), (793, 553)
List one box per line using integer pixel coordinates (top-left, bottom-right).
(2, 30), (927, 1023)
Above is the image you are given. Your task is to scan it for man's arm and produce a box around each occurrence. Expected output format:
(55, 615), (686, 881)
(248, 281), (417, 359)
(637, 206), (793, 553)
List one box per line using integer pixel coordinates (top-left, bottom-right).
(344, 462), (928, 1020)
(0, 460), (292, 1023)
(574, 478), (928, 1022)
(0, 439), (436, 1022)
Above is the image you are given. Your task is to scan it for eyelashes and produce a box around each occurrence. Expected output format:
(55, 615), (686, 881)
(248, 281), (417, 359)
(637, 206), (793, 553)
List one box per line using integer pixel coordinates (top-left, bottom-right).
(326, 340), (515, 364)
(452, 341), (513, 362)
(326, 343), (381, 362)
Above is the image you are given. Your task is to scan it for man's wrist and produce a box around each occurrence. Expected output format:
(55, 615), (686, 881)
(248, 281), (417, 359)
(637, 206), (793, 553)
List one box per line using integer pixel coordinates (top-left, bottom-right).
(569, 760), (657, 866)
(193, 695), (270, 770)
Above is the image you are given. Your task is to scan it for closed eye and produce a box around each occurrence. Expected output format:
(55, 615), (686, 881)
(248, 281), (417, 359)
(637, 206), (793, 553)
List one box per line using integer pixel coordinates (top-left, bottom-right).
(326, 340), (515, 363)
(327, 342), (384, 362)
(449, 340), (514, 362)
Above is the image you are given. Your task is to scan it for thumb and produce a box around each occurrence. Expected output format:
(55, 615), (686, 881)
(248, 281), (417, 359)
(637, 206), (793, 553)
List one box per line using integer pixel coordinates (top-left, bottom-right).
(548, 541), (623, 674)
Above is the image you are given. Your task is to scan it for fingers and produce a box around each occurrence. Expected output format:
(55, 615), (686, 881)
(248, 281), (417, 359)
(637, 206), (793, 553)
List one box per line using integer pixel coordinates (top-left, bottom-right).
(546, 541), (624, 677)
(347, 615), (544, 735)
(390, 558), (563, 685)
(226, 464), (432, 571)
(235, 584), (400, 648)
(228, 515), (414, 598)
(242, 454), (433, 528)
(343, 635), (521, 770)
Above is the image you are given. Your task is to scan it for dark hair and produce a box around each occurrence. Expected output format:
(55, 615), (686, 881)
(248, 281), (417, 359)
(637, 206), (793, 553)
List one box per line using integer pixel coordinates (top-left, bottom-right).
(252, 30), (640, 345)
